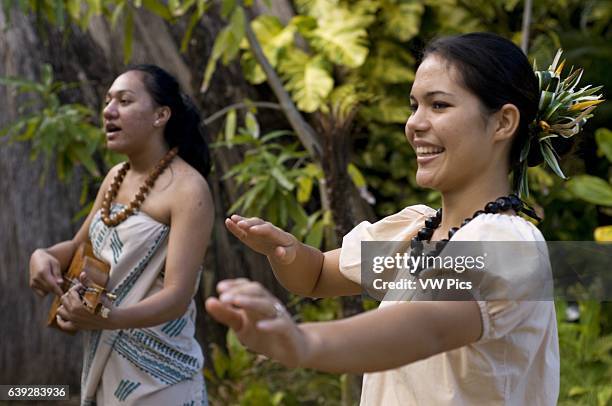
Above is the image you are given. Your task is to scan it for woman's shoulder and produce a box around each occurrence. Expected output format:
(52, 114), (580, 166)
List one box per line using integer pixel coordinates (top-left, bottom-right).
(454, 212), (545, 242)
(344, 204), (435, 243)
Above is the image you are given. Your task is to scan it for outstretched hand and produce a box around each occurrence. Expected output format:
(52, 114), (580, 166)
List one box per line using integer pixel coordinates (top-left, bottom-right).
(225, 215), (298, 265)
(205, 278), (311, 368)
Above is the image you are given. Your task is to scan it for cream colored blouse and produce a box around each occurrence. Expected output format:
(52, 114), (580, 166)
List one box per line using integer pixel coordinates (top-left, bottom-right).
(339, 205), (560, 406)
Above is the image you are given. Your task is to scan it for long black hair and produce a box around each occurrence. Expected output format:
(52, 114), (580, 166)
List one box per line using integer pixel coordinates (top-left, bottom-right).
(123, 64), (211, 178)
(422, 33), (554, 174)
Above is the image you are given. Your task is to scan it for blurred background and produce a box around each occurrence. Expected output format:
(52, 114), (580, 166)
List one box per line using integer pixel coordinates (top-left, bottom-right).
(0, 0), (610, 404)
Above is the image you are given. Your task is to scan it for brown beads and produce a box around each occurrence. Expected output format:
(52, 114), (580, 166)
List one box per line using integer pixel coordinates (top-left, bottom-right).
(100, 147), (178, 227)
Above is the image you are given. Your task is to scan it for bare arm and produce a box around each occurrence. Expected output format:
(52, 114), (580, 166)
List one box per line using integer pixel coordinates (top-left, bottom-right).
(29, 165), (120, 297)
(58, 173), (214, 331)
(206, 279), (483, 373)
(108, 175), (214, 329)
(225, 216), (360, 297)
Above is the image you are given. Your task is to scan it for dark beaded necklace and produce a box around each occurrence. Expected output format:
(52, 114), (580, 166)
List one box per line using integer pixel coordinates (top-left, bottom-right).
(411, 194), (540, 254)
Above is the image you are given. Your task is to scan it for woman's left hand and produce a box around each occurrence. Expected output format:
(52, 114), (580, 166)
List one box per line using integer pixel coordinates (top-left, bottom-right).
(55, 285), (111, 332)
(206, 279), (312, 368)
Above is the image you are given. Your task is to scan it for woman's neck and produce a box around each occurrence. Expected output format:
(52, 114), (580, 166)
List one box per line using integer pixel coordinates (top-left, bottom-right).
(127, 141), (170, 174)
(437, 173), (513, 237)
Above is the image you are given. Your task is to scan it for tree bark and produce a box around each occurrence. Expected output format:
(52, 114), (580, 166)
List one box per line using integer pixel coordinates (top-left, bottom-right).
(0, 7), (84, 388)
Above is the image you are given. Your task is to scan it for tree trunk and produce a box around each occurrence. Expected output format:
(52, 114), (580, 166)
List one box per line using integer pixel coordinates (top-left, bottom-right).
(0, 7), (84, 388)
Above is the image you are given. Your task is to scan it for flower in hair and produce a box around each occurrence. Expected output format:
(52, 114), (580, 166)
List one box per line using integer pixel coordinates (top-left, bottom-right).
(515, 49), (604, 197)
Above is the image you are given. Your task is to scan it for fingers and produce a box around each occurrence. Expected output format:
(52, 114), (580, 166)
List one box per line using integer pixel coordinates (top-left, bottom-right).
(55, 313), (77, 333)
(217, 280), (272, 305)
(205, 297), (244, 331)
(33, 287), (46, 297)
(49, 259), (63, 285)
(41, 270), (64, 297)
(232, 296), (285, 320)
(256, 317), (288, 332)
(225, 216), (265, 238)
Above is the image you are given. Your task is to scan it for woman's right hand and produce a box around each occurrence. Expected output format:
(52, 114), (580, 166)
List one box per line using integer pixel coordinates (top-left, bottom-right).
(225, 215), (298, 265)
(29, 249), (64, 297)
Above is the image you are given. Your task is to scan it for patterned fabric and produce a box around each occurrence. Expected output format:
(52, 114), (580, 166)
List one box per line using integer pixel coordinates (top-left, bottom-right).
(81, 204), (207, 405)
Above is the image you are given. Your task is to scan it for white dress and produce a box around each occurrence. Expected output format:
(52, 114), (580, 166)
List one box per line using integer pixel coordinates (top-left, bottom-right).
(339, 205), (560, 406)
(81, 204), (207, 406)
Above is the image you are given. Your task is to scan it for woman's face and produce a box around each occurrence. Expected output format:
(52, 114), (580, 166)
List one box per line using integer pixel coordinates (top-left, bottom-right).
(102, 71), (160, 154)
(405, 55), (498, 193)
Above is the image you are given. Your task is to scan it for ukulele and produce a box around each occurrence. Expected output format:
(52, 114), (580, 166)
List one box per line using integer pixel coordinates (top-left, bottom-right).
(47, 241), (113, 332)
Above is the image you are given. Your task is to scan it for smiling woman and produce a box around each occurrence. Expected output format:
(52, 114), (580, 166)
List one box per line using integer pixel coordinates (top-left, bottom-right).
(198, 32), (596, 406)
(28, 65), (213, 405)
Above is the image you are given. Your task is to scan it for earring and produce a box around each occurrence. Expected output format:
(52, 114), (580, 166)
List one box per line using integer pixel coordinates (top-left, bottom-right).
(154, 120), (160, 127)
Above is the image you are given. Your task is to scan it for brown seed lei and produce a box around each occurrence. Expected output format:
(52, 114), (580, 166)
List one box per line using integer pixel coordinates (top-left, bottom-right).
(100, 147), (178, 227)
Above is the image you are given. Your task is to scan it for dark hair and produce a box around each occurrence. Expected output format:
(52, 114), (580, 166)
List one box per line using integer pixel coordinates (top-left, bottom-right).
(123, 64), (211, 178)
(422, 33), (558, 176)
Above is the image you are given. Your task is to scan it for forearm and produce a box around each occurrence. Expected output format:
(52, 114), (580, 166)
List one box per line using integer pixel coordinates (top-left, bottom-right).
(269, 242), (324, 296)
(107, 288), (191, 330)
(39, 240), (78, 271)
(297, 302), (479, 373)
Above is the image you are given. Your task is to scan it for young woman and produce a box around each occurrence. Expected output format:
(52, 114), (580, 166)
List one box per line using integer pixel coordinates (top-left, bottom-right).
(206, 33), (563, 405)
(29, 65), (213, 405)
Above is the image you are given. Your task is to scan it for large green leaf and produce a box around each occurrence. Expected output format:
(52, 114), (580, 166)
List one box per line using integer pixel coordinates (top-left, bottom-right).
(595, 128), (612, 163)
(360, 95), (410, 124)
(294, 0), (339, 17)
(381, 0), (424, 41)
(308, 8), (369, 68)
(362, 40), (415, 84)
(279, 51), (333, 113)
(250, 15), (296, 67)
(567, 175), (612, 206)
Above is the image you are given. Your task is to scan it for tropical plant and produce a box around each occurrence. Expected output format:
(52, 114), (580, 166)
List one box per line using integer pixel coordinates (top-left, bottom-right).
(557, 300), (612, 406)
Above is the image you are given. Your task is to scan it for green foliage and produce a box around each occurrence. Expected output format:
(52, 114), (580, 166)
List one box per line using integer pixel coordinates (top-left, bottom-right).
(557, 301), (612, 406)
(205, 324), (341, 405)
(0, 64), (108, 183)
(214, 112), (332, 246)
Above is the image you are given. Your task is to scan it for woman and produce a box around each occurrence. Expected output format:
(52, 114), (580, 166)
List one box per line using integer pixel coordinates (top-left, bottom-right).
(206, 33), (563, 405)
(29, 65), (213, 405)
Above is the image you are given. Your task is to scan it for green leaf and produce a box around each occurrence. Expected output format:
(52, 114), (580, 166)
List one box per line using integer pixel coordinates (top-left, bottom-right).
(226, 330), (253, 379)
(305, 218), (324, 248)
(595, 128), (612, 163)
(360, 95), (410, 124)
(141, 0), (172, 20)
(250, 15), (296, 67)
(540, 141), (566, 179)
(297, 176), (313, 203)
(67, 144), (101, 177)
(347, 163), (366, 188)
(279, 51), (333, 112)
(110, 1), (125, 30)
(271, 167), (294, 190)
(309, 8), (369, 68)
(210, 343), (229, 379)
(180, 7), (204, 53)
(201, 29), (231, 92)
(51, 0), (65, 30)
(123, 7), (134, 64)
(381, 0), (423, 41)
(244, 111), (260, 139)
(567, 175), (612, 206)
(222, 6), (245, 65)
(225, 109), (237, 143)
(221, 0), (236, 19)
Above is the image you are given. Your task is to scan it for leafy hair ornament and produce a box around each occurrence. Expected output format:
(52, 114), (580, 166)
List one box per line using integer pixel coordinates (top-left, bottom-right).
(514, 49), (604, 197)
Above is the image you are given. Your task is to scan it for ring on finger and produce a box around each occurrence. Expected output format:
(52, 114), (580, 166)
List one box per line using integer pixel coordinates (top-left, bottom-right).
(272, 302), (286, 318)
